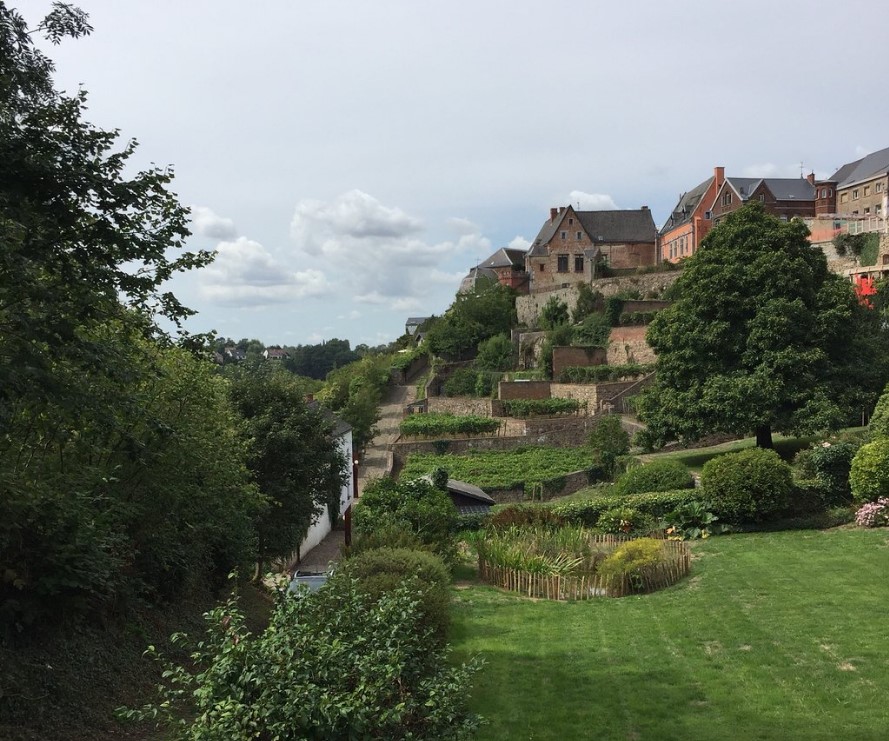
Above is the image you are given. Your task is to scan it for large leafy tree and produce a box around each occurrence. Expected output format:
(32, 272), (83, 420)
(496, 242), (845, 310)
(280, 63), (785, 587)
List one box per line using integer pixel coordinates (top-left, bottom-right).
(228, 366), (348, 577)
(0, 2), (212, 424)
(637, 203), (889, 448)
(425, 279), (516, 360)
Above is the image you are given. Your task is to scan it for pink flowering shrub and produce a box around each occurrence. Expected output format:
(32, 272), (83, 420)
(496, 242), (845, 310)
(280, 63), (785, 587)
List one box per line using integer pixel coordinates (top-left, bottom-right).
(854, 498), (889, 528)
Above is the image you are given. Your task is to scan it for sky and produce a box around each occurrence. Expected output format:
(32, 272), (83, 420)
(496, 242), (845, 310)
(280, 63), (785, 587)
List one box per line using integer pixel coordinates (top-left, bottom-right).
(29, 0), (889, 348)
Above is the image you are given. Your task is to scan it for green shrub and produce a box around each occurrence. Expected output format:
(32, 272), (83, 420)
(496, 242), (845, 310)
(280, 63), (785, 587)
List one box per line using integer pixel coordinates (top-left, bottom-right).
(604, 296), (624, 326)
(869, 382), (889, 438)
(661, 501), (722, 540)
(442, 367), (479, 397)
(702, 448), (793, 524)
(489, 505), (566, 530)
(336, 547), (451, 644)
(353, 478), (458, 563)
(540, 297), (570, 329)
(588, 415), (630, 479)
(121, 577), (481, 739)
(793, 440), (861, 505)
(597, 538), (665, 593)
(399, 413), (499, 438)
(572, 313), (611, 346)
(850, 438), (889, 503)
(475, 334), (514, 372)
(551, 489), (705, 528)
(348, 523), (429, 556)
(502, 398), (581, 417)
(597, 507), (654, 536)
(614, 459), (694, 496)
(572, 284), (602, 323)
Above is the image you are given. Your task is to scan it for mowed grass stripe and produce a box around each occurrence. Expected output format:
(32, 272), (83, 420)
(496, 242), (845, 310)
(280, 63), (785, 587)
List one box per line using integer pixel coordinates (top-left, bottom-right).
(452, 528), (889, 741)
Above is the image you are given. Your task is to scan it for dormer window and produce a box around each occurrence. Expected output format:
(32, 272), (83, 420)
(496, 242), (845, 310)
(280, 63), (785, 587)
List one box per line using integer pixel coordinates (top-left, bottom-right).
(560, 231), (567, 240)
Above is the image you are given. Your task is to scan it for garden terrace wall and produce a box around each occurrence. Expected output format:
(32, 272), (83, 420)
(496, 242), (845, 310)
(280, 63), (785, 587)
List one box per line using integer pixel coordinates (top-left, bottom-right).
(551, 346), (607, 379)
(607, 326), (656, 365)
(516, 272), (681, 326)
(484, 468), (593, 503)
(498, 381), (551, 400)
(427, 397), (493, 416)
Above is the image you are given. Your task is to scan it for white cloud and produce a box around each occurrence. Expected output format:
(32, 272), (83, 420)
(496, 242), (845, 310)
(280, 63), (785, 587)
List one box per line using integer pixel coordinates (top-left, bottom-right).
(190, 205), (238, 240)
(508, 235), (531, 251)
(567, 191), (618, 210)
(199, 237), (331, 307)
(290, 191), (488, 311)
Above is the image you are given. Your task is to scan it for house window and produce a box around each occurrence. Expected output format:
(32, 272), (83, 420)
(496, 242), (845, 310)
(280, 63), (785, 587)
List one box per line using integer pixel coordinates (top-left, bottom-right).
(841, 193), (849, 203)
(560, 231), (567, 240)
(539, 263), (545, 272)
(853, 189), (859, 200)
(568, 218), (574, 225)
(865, 207), (871, 215)
(557, 254), (569, 272)
(877, 182), (884, 194)
(864, 186), (871, 197)
(722, 191), (732, 206)
(829, 189), (833, 196)
(576, 231), (582, 240)
(821, 188), (827, 198)
(876, 204), (883, 215)
(759, 195), (765, 202)
(574, 255), (584, 273)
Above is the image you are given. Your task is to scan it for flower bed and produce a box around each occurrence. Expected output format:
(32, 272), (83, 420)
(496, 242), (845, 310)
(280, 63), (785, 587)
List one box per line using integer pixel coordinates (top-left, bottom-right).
(473, 527), (690, 599)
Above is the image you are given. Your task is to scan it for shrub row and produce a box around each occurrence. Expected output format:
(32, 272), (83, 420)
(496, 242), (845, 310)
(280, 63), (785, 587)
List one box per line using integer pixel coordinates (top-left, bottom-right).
(557, 363), (653, 384)
(617, 311), (661, 326)
(502, 397), (582, 417)
(399, 412), (500, 438)
(550, 489), (705, 528)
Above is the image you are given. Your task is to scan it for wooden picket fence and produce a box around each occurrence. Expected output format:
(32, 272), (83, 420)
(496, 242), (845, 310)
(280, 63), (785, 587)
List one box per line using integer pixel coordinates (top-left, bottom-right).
(478, 538), (691, 600)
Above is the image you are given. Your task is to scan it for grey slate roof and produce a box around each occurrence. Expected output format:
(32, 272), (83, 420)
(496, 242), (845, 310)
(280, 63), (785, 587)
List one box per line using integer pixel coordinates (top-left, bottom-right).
(724, 177), (815, 201)
(659, 176), (714, 235)
(829, 146), (889, 188)
(458, 265), (498, 292)
(528, 208), (657, 257)
(419, 475), (495, 505)
(479, 247), (527, 269)
(406, 316), (430, 327)
(762, 178), (816, 200)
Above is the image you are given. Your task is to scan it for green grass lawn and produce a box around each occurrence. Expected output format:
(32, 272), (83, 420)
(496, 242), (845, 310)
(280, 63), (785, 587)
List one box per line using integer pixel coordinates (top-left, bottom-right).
(451, 527), (889, 741)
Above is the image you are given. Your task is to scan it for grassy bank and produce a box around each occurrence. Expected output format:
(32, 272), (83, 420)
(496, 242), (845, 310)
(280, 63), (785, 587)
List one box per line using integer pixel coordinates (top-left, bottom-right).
(451, 527), (889, 740)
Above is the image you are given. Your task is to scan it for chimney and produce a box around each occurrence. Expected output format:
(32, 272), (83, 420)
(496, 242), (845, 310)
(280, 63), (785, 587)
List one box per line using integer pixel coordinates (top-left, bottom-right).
(714, 166), (725, 188)
(806, 172), (815, 185)
(559, 206), (566, 214)
(640, 205), (649, 210)
(550, 207), (558, 222)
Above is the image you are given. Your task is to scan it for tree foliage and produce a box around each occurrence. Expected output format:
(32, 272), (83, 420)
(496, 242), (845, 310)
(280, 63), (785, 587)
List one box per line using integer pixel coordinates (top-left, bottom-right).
(0, 5), (257, 631)
(425, 281), (516, 360)
(637, 204), (889, 448)
(121, 579), (481, 740)
(228, 366), (347, 576)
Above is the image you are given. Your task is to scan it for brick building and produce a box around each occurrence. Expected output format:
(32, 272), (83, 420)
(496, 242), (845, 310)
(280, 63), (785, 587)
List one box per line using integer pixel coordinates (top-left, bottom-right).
(525, 206), (657, 292)
(659, 166), (724, 261)
(708, 176), (816, 226)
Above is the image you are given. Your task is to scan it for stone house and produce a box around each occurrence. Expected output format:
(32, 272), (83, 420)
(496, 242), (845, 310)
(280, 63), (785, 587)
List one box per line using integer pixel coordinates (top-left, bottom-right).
(525, 206), (657, 292)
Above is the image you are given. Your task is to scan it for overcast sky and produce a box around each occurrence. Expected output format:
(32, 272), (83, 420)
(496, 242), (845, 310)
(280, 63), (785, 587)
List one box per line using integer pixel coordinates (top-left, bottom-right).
(31, 0), (889, 347)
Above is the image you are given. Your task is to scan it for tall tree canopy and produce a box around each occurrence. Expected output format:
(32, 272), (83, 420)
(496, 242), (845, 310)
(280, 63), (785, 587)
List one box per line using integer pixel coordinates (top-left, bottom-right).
(0, 1), (212, 424)
(637, 203), (889, 448)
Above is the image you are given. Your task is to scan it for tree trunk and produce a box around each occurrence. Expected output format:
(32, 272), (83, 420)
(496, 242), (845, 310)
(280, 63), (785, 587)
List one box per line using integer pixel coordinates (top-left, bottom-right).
(755, 425), (773, 449)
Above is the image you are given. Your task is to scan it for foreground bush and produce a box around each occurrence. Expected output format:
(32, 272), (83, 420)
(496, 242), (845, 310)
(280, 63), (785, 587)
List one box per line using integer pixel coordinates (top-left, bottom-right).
(850, 438), (889, 503)
(336, 547), (451, 644)
(490, 505), (565, 530)
(614, 459), (694, 496)
(597, 507), (655, 536)
(702, 448), (793, 524)
(793, 439), (862, 505)
(120, 579), (481, 740)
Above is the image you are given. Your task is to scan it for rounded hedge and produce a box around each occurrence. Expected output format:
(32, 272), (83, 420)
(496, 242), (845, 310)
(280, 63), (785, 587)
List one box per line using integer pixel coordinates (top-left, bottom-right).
(850, 438), (889, 504)
(701, 447), (793, 524)
(336, 547), (451, 644)
(868, 383), (889, 438)
(614, 459), (694, 496)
